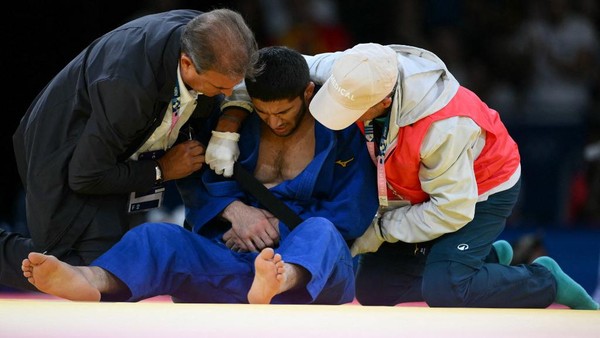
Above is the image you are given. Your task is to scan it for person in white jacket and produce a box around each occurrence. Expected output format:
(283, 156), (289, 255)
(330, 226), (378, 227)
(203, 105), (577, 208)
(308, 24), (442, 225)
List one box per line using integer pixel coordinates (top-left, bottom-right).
(305, 43), (598, 310)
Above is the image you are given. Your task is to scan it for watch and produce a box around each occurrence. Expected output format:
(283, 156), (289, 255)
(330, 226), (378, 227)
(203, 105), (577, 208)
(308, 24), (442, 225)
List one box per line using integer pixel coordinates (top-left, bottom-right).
(154, 161), (163, 184)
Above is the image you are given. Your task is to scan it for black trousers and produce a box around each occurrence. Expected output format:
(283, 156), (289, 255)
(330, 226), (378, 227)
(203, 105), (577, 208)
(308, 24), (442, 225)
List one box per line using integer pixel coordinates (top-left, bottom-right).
(0, 207), (143, 291)
(0, 229), (37, 291)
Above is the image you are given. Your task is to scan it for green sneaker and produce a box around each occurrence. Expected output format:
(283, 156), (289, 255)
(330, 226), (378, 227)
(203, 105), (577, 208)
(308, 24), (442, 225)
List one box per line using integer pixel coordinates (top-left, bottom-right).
(492, 240), (513, 265)
(533, 256), (599, 310)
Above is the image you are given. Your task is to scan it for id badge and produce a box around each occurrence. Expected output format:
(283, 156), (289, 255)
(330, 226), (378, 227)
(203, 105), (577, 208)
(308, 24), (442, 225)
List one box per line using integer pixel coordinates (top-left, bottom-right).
(128, 185), (165, 213)
(128, 150), (166, 213)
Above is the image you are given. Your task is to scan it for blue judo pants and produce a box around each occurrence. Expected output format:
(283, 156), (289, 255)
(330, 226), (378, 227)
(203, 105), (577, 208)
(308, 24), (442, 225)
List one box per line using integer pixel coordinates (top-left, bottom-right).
(355, 179), (557, 308)
(92, 216), (355, 304)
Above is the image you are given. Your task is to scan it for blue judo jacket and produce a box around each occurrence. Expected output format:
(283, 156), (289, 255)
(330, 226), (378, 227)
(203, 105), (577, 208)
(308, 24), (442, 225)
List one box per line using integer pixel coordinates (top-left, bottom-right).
(93, 114), (380, 303)
(178, 113), (378, 242)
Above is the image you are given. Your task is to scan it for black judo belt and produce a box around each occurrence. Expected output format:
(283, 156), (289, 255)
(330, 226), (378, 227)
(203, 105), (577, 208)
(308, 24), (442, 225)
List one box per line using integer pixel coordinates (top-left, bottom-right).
(232, 162), (303, 230)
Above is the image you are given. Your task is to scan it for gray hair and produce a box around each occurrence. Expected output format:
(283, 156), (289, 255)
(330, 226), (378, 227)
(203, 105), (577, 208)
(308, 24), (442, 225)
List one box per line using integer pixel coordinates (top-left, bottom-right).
(181, 9), (259, 80)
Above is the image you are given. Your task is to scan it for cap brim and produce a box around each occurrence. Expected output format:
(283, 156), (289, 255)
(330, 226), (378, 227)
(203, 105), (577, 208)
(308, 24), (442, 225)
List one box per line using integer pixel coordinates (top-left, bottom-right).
(309, 82), (367, 131)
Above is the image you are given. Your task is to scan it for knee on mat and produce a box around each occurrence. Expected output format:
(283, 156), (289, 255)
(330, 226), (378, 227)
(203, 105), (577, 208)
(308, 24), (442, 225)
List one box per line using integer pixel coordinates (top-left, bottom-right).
(354, 272), (397, 306)
(422, 262), (473, 307)
(355, 287), (397, 306)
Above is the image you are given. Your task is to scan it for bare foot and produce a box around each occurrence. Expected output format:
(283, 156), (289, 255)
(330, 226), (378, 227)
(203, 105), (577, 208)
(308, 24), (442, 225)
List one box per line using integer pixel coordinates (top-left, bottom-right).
(21, 252), (101, 301)
(248, 247), (285, 304)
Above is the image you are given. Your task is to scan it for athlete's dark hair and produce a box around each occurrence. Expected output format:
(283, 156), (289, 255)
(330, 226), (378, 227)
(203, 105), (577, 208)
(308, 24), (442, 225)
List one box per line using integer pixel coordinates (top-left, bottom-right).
(245, 46), (310, 101)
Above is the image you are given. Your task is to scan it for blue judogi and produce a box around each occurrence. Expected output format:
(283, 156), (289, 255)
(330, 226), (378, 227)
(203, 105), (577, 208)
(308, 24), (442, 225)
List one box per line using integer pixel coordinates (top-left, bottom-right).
(92, 115), (378, 303)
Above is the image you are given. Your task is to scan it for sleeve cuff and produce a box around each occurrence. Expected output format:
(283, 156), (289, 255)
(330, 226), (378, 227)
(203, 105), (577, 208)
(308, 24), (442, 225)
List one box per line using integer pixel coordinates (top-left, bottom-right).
(221, 100), (254, 114)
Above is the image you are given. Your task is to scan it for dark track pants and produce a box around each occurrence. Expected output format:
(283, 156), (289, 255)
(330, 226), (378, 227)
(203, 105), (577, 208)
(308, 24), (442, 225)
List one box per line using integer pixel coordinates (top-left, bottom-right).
(355, 179), (557, 308)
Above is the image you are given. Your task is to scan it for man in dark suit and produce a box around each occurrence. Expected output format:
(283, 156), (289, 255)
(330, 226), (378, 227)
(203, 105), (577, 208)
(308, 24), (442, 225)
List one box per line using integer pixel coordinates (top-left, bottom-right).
(2, 8), (258, 291)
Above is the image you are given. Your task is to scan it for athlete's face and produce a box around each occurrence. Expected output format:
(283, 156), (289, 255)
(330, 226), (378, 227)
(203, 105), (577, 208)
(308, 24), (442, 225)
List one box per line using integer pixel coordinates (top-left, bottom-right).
(252, 96), (308, 137)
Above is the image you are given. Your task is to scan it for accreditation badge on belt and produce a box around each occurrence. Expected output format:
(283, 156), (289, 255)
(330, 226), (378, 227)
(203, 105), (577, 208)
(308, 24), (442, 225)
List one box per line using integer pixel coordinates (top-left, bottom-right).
(127, 150), (165, 213)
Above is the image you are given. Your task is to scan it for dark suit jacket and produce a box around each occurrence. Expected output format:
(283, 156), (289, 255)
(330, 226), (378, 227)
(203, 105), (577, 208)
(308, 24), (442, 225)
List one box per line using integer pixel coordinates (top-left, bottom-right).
(12, 9), (220, 256)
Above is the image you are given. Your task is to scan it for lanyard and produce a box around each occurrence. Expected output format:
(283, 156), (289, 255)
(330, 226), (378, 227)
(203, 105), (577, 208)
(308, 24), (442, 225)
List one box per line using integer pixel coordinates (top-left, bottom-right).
(364, 115), (390, 207)
(169, 82), (182, 134)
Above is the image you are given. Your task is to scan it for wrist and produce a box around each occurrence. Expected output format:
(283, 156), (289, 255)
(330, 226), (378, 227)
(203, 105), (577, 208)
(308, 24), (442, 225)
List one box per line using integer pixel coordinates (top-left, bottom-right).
(153, 160), (164, 184)
(216, 117), (241, 132)
(377, 214), (399, 243)
(216, 108), (249, 132)
(373, 213), (384, 241)
(211, 130), (240, 141)
(221, 200), (242, 221)
(220, 113), (243, 125)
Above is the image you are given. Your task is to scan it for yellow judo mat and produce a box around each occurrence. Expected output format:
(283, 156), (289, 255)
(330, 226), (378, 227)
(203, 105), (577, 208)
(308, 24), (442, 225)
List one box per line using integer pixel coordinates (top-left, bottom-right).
(0, 295), (598, 337)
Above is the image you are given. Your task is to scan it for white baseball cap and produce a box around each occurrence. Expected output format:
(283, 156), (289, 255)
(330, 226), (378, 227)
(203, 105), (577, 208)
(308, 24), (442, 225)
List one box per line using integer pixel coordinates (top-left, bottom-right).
(310, 43), (398, 130)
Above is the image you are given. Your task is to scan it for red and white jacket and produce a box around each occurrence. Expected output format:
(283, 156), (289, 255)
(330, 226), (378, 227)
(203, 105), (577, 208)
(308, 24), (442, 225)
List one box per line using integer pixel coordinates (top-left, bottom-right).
(307, 45), (521, 242)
